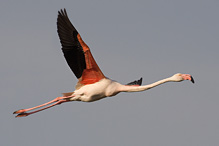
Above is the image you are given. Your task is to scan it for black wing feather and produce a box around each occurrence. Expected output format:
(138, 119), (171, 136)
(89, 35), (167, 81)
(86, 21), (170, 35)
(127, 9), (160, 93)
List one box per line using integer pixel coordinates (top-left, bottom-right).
(57, 9), (86, 78)
(126, 78), (143, 86)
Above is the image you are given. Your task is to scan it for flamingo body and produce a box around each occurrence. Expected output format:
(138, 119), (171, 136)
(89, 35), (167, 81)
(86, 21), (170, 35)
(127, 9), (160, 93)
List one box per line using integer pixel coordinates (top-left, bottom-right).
(69, 78), (120, 102)
(13, 9), (194, 117)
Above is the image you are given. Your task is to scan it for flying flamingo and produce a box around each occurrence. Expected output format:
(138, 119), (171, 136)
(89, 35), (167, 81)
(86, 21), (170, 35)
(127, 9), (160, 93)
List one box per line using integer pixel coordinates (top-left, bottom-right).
(13, 9), (194, 117)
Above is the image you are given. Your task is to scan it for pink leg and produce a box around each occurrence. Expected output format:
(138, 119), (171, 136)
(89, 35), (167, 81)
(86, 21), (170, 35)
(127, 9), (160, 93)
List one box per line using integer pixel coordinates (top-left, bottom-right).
(13, 96), (74, 114)
(15, 99), (69, 117)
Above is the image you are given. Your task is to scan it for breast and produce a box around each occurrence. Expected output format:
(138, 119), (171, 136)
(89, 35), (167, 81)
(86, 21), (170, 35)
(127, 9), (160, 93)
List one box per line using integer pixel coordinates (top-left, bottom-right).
(75, 78), (117, 102)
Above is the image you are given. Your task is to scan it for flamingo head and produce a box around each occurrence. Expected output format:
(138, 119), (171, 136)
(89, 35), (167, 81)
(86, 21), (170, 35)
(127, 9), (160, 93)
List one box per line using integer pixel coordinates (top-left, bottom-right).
(171, 73), (194, 83)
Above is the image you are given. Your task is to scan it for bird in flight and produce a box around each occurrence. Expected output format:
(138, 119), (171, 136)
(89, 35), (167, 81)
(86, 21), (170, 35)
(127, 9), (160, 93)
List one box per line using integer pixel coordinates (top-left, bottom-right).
(13, 9), (194, 117)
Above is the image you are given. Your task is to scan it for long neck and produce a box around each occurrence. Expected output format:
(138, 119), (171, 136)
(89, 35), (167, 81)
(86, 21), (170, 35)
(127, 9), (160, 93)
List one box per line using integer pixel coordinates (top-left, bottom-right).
(120, 77), (172, 92)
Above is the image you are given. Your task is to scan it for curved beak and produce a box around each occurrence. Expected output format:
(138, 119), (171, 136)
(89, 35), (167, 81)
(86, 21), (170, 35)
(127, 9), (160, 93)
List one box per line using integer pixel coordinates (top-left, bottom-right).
(190, 76), (195, 83)
(182, 74), (195, 83)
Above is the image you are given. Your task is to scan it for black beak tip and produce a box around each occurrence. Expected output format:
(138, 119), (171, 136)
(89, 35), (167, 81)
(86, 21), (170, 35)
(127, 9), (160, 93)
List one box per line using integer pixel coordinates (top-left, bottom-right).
(191, 76), (195, 83)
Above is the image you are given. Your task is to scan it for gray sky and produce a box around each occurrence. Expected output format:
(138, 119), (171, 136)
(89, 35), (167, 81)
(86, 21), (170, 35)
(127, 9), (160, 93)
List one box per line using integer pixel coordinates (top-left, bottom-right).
(1, 0), (219, 145)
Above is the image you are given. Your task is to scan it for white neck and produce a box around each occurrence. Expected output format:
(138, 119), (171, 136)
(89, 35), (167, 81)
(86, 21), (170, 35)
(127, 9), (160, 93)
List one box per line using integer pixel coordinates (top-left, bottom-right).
(119, 77), (172, 92)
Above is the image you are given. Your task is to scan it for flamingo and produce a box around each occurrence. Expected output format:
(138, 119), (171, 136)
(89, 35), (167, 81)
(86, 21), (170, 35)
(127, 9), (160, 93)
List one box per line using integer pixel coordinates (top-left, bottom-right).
(13, 9), (194, 117)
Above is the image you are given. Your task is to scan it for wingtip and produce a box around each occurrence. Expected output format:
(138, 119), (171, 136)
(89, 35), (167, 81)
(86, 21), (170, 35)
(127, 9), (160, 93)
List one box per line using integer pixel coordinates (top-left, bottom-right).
(126, 77), (143, 86)
(138, 77), (143, 86)
(64, 8), (67, 13)
(58, 8), (66, 15)
(58, 8), (67, 14)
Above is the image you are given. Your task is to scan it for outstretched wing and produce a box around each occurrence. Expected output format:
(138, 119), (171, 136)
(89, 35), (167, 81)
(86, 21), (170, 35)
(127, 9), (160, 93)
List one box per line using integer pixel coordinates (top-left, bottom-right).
(57, 9), (105, 86)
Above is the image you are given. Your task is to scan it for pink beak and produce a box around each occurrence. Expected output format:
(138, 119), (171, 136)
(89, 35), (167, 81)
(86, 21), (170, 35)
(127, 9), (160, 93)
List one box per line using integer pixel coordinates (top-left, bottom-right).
(182, 74), (195, 83)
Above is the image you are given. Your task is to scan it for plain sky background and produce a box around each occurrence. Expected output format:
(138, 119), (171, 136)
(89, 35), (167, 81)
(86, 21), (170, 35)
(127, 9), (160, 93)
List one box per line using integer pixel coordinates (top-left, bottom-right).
(1, 0), (219, 146)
